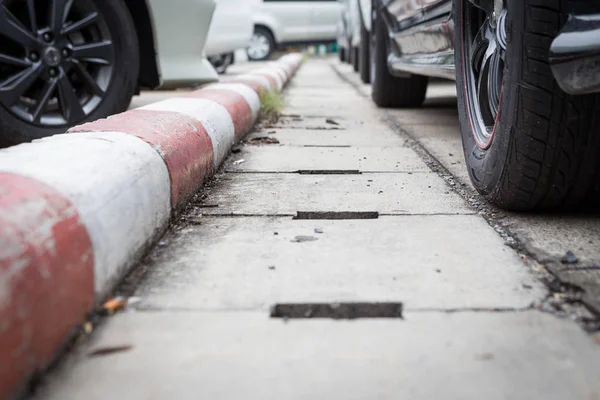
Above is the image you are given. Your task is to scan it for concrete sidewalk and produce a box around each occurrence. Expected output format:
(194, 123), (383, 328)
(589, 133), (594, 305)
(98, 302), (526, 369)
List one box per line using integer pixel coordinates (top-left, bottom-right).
(34, 58), (600, 399)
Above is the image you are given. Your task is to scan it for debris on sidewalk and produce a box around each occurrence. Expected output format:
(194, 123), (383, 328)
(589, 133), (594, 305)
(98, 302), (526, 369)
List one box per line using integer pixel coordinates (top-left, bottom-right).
(248, 137), (280, 145)
(233, 159), (245, 165)
(291, 235), (318, 243)
(561, 250), (579, 265)
(314, 228), (324, 234)
(99, 296), (141, 315)
(87, 345), (133, 358)
(325, 118), (340, 126)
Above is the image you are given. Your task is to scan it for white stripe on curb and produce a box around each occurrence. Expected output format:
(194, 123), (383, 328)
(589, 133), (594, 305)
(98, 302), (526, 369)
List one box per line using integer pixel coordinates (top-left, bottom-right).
(0, 132), (171, 296)
(141, 98), (236, 168)
(232, 74), (273, 91)
(251, 68), (284, 90)
(206, 83), (261, 121)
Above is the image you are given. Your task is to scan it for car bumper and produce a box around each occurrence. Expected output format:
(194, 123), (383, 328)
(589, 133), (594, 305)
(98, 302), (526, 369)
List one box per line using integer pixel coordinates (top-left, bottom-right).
(549, 13), (600, 95)
(148, 0), (219, 87)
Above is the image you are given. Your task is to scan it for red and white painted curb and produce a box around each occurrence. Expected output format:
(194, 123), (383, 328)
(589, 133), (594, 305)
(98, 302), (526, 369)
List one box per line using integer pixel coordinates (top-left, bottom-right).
(0, 53), (303, 399)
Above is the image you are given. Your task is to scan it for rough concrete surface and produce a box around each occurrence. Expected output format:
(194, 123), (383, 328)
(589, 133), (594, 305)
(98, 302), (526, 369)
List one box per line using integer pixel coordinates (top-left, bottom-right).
(36, 312), (600, 400)
(34, 57), (600, 399)
(199, 173), (471, 215)
(136, 216), (544, 310)
(333, 61), (600, 315)
(226, 146), (429, 172)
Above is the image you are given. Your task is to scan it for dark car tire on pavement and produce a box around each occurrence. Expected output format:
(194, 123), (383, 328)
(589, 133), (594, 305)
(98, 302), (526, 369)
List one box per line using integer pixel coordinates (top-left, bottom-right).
(352, 46), (359, 72)
(0, 0), (139, 147)
(371, 2), (428, 108)
(358, 10), (370, 84)
(455, 0), (600, 211)
(339, 46), (347, 63)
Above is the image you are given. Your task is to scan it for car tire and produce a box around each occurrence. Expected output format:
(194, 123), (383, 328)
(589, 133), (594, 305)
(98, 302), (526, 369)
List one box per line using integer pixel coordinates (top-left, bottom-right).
(352, 46), (359, 72)
(210, 52), (235, 75)
(371, 2), (428, 108)
(339, 46), (347, 63)
(0, 0), (139, 147)
(358, 11), (370, 84)
(247, 26), (275, 61)
(455, 0), (600, 211)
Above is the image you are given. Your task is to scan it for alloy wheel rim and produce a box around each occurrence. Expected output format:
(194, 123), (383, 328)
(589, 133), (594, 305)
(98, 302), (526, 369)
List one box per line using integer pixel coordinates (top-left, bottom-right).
(0, 0), (115, 127)
(248, 33), (270, 60)
(463, 0), (507, 148)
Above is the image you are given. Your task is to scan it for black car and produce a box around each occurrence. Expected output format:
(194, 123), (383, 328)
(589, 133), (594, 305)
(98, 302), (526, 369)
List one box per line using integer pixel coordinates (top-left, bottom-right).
(367, 0), (600, 211)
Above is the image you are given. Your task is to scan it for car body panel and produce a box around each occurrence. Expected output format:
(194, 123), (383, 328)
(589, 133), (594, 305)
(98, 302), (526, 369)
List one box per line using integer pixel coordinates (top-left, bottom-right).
(256, 0), (340, 45)
(311, 1), (343, 41)
(147, 0), (219, 87)
(379, 0), (600, 94)
(380, 0), (455, 80)
(358, 0), (371, 31)
(349, 0), (362, 46)
(337, 0), (352, 50)
(205, 0), (260, 57)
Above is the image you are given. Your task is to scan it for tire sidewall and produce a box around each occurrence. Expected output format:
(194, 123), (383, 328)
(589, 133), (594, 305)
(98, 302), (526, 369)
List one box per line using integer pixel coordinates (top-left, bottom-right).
(0, 0), (139, 145)
(455, 0), (522, 196)
(249, 27), (274, 61)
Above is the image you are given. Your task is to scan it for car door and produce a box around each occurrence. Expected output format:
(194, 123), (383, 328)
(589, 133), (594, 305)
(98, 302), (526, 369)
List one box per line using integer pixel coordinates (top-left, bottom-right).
(262, 0), (313, 43)
(309, 0), (343, 41)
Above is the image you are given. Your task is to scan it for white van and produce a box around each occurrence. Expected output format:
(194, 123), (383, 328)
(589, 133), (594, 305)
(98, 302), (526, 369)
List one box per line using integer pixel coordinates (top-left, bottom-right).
(247, 0), (341, 61)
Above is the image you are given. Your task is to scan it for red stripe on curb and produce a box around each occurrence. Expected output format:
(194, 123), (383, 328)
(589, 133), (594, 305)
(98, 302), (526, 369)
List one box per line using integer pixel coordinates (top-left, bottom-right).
(185, 89), (254, 139)
(0, 173), (94, 400)
(70, 110), (214, 207)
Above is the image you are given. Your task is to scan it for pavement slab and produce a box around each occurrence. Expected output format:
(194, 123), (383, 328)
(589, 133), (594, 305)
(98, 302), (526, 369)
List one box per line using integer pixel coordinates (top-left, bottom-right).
(137, 216), (544, 310)
(200, 173), (471, 215)
(245, 127), (407, 147)
(36, 311), (600, 400)
(226, 146), (428, 172)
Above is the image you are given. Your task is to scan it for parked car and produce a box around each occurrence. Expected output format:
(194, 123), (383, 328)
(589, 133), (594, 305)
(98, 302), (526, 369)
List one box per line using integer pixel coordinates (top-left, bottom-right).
(206, 0), (260, 74)
(248, 0), (341, 61)
(368, 0), (600, 211)
(337, 0), (364, 74)
(0, 0), (218, 147)
(336, 0), (352, 64)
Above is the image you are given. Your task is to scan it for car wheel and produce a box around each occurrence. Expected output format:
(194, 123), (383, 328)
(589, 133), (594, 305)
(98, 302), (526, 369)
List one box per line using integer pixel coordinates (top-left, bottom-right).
(455, 0), (600, 211)
(370, 1), (428, 108)
(247, 26), (275, 61)
(339, 46), (347, 63)
(210, 52), (234, 75)
(352, 46), (359, 72)
(0, 0), (139, 147)
(358, 10), (370, 84)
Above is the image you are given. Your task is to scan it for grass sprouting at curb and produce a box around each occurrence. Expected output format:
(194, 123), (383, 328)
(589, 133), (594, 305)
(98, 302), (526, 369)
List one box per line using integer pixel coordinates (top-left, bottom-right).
(259, 88), (285, 126)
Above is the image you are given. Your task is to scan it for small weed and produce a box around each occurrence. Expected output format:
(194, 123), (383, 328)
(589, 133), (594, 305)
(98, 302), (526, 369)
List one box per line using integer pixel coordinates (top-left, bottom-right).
(260, 89), (285, 126)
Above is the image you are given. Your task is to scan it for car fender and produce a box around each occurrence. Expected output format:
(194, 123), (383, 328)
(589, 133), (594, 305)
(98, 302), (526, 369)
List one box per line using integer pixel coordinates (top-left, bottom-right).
(350, 0), (362, 46)
(253, 10), (282, 44)
(359, 0), (371, 32)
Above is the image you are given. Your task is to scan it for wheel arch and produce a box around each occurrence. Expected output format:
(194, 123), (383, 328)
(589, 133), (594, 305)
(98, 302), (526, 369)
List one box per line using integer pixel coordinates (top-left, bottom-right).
(253, 12), (281, 44)
(122, 0), (161, 90)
